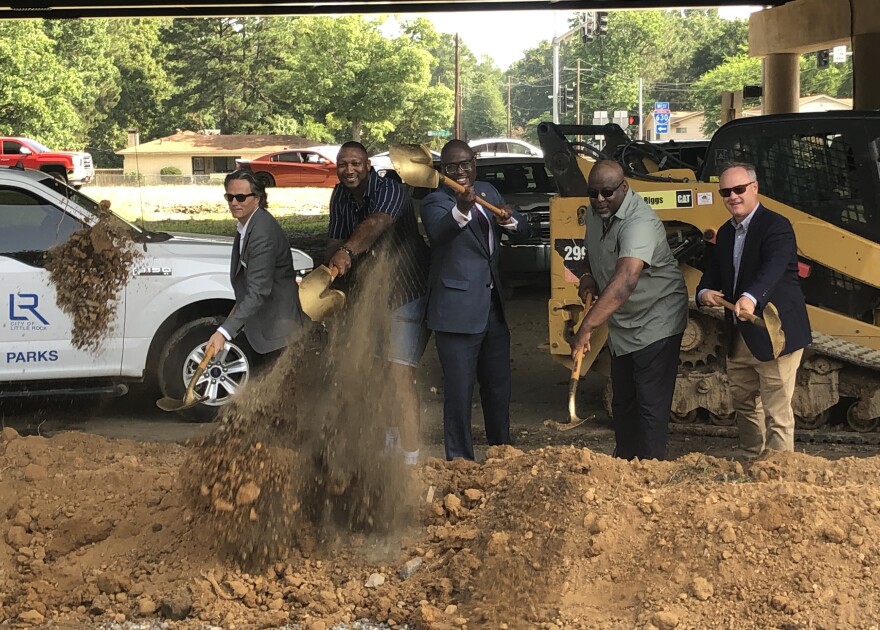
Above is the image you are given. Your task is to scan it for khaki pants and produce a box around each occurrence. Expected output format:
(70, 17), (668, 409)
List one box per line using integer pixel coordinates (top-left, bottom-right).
(727, 332), (803, 457)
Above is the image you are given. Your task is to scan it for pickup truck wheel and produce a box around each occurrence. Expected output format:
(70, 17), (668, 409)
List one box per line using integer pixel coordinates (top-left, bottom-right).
(157, 317), (254, 422)
(254, 172), (275, 188)
(44, 169), (68, 184)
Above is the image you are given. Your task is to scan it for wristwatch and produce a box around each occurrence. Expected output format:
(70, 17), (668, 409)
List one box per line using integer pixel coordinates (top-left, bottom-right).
(337, 244), (356, 259)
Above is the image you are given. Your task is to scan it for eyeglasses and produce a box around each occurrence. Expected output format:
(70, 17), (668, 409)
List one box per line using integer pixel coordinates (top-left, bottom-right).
(224, 193), (256, 202)
(587, 180), (625, 199)
(441, 160), (475, 176)
(719, 181), (755, 197)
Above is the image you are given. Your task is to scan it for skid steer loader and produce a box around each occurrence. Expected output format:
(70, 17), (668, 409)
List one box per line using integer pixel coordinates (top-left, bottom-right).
(538, 111), (880, 433)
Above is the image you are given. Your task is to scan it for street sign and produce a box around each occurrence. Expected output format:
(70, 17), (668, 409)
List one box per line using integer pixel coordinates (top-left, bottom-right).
(832, 45), (847, 63)
(653, 101), (670, 113)
(655, 123), (669, 134)
(653, 112), (671, 124)
(592, 110), (609, 125)
(427, 130), (451, 137)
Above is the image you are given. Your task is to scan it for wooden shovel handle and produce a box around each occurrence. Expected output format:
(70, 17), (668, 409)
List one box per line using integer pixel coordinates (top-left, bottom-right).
(184, 343), (217, 398)
(718, 298), (766, 329)
(438, 173), (509, 219)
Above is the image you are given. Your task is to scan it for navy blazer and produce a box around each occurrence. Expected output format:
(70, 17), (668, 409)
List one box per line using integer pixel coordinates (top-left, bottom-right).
(696, 204), (811, 361)
(419, 181), (530, 334)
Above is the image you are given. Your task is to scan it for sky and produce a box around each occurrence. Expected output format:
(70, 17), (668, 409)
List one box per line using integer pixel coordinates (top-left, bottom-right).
(387, 5), (761, 70)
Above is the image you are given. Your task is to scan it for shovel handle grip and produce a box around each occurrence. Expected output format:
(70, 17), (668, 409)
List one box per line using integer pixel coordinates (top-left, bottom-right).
(718, 298), (765, 329)
(438, 173), (510, 220)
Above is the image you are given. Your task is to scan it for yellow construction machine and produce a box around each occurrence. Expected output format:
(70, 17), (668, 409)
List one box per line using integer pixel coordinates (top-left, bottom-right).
(537, 112), (880, 433)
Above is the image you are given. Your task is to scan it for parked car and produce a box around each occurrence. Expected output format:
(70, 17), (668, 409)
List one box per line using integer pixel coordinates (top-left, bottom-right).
(469, 138), (543, 159)
(475, 156), (554, 291)
(0, 136), (94, 189)
(370, 149), (441, 181)
(0, 165), (313, 419)
(235, 147), (338, 188)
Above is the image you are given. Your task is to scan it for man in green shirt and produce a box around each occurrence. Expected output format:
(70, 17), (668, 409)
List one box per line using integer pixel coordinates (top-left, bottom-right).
(570, 160), (688, 460)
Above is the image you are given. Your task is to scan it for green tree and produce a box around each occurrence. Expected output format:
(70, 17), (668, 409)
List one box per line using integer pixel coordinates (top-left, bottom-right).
(271, 16), (445, 149)
(43, 19), (121, 148)
(0, 21), (80, 148)
(161, 17), (285, 134)
(463, 60), (507, 139)
(691, 54), (762, 134)
(89, 19), (173, 166)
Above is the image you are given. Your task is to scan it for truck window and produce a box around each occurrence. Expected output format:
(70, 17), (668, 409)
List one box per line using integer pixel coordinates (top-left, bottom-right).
(2, 140), (24, 155)
(0, 187), (85, 255)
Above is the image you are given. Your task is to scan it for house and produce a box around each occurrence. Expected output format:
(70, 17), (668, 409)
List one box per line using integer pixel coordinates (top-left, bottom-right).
(742, 94), (853, 117)
(115, 130), (319, 176)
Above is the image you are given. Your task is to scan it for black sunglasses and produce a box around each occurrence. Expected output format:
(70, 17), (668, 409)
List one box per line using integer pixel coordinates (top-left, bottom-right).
(587, 180), (625, 199)
(719, 181), (755, 197)
(224, 193), (256, 202)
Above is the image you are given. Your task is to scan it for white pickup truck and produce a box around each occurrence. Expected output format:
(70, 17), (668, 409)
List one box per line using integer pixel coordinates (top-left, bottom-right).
(0, 166), (313, 419)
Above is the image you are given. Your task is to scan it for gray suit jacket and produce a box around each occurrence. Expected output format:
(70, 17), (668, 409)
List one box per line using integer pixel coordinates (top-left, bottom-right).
(419, 181), (529, 334)
(223, 207), (303, 354)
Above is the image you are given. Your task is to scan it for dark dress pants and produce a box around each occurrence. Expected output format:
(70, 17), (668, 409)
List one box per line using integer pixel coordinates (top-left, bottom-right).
(610, 332), (682, 461)
(434, 295), (512, 460)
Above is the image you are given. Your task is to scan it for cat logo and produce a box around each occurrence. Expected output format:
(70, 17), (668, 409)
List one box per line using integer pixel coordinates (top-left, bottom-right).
(675, 190), (693, 208)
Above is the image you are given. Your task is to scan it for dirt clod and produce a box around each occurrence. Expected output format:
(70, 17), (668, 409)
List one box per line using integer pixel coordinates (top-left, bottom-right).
(45, 210), (142, 352)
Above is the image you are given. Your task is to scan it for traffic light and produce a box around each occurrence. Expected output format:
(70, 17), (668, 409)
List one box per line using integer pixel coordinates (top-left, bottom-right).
(558, 87), (567, 114)
(596, 11), (609, 36)
(816, 49), (830, 69)
(627, 114), (640, 127)
(581, 13), (595, 44)
(565, 86), (575, 112)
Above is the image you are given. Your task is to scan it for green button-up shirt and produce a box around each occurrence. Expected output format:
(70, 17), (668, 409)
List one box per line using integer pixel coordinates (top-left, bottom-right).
(585, 188), (688, 356)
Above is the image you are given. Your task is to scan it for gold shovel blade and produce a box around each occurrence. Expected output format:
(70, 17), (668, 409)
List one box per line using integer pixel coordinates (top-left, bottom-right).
(762, 302), (786, 359)
(300, 265), (346, 322)
(389, 144), (441, 189)
(156, 344), (215, 412)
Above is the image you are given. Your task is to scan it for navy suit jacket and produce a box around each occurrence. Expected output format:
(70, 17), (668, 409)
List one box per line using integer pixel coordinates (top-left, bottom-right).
(696, 204), (811, 361)
(419, 181), (529, 334)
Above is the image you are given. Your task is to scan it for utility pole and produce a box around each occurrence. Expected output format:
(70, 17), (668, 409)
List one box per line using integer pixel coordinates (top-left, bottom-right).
(551, 20), (584, 124)
(638, 77), (644, 141)
(576, 59), (581, 126)
(454, 34), (462, 139)
(507, 72), (512, 137)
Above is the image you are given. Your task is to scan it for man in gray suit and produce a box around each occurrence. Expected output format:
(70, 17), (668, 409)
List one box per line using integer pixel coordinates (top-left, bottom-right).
(419, 139), (530, 460)
(206, 170), (304, 371)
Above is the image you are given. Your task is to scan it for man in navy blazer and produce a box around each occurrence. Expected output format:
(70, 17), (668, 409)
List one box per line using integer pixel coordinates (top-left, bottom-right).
(419, 139), (530, 460)
(696, 162), (811, 457)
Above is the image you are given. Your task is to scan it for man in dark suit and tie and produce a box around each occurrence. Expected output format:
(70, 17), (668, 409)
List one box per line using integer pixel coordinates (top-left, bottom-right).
(696, 162), (811, 457)
(419, 139), (530, 460)
(206, 169), (304, 371)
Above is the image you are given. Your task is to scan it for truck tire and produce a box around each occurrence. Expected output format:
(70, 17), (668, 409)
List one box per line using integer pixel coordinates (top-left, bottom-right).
(157, 316), (255, 422)
(254, 172), (275, 188)
(43, 168), (68, 184)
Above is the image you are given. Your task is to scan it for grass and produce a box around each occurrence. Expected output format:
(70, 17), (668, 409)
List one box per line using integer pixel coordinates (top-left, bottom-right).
(136, 213), (330, 238)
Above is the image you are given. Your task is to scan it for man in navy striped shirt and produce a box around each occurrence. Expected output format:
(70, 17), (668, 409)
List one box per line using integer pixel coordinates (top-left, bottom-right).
(327, 141), (431, 465)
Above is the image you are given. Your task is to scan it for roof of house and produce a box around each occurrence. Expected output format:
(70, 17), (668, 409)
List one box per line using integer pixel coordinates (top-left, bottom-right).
(116, 131), (316, 155)
(742, 94), (853, 117)
(670, 111), (704, 125)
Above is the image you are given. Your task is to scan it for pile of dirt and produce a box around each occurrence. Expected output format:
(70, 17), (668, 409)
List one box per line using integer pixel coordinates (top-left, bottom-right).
(4, 428), (880, 629)
(45, 204), (142, 352)
(7, 254), (880, 629)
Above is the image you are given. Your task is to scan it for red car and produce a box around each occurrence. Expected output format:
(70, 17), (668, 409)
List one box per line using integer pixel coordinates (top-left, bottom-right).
(235, 147), (339, 188)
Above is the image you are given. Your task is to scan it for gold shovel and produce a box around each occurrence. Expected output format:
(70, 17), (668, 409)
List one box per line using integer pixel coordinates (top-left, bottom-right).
(300, 265), (346, 322)
(719, 298), (786, 359)
(156, 344), (217, 412)
(544, 298), (598, 432)
(389, 143), (510, 219)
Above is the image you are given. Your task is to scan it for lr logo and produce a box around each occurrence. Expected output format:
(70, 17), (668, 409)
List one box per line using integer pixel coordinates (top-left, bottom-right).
(9, 293), (49, 329)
